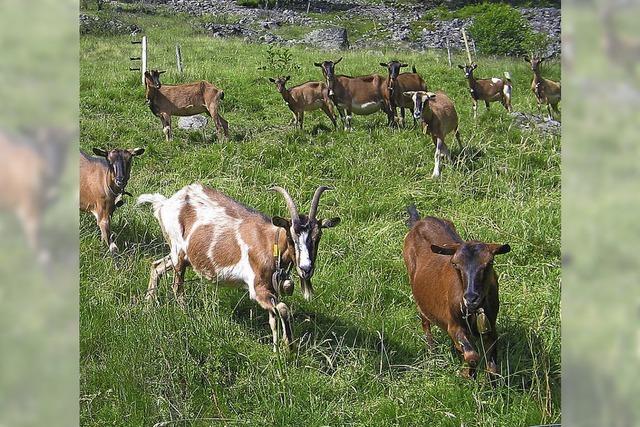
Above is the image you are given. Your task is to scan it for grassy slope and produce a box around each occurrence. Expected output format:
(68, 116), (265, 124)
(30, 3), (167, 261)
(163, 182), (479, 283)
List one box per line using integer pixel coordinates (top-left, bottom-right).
(80, 6), (560, 426)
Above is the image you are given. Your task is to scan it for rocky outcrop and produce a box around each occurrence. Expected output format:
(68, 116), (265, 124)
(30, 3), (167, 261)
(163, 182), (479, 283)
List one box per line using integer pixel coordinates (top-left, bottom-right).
(302, 28), (349, 50)
(80, 13), (142, 35)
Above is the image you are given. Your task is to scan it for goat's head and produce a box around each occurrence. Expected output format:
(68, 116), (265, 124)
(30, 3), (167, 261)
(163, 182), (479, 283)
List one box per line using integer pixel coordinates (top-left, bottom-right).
(268, 76), (291, 94)
(380, 60), (408, 91)
(458, 63), (478, 79)
(431, 241), (511, 312)
(524, 56), (544, 73)
(314, 57), (342, 96)
(92, 147), (145, 190)
(403, 91), (436, 120)
(144, 70), (166, 89)
(270, 186), (340, 300)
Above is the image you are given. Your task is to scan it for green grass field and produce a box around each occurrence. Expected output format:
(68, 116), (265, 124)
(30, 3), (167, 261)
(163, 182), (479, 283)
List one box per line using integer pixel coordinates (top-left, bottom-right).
(80, 5), (561, 426)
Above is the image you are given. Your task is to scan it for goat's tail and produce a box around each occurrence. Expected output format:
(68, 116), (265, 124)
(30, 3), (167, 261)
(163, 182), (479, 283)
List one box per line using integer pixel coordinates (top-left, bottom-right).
(412, 65), (417, 74)
(405, 204), (421, 228)
(137, 193), (167, 212)
(503, 71), (512, 82)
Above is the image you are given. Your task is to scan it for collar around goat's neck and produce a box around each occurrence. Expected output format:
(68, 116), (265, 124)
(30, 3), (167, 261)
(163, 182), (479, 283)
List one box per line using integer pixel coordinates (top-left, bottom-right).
(274, 227), (294, 269)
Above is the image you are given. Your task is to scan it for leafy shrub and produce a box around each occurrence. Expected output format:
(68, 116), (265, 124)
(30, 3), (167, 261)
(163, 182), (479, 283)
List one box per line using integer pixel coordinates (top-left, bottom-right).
(468, 3), (548, 56)
(258, 45), (301, 75)
(237, 0), (276, 8)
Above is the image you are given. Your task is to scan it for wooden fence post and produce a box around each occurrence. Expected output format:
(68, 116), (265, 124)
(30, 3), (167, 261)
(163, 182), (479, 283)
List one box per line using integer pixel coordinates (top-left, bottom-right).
(175, 44), (183, 75)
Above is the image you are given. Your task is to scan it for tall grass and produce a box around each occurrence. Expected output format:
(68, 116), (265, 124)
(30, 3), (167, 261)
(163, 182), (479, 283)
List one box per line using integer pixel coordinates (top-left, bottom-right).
(80, 6), (560, 426)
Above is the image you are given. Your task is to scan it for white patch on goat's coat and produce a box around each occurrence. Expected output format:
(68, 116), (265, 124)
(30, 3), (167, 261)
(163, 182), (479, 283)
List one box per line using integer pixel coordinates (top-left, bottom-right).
(351, 101), (380, 114)
(491, 78), (502, 84)
(297, 231), (311, 271)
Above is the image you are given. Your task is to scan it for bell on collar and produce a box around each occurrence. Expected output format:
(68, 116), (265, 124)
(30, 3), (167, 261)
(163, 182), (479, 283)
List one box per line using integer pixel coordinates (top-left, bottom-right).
(476, 308), (491, 334)
(114, 193), (125, 208)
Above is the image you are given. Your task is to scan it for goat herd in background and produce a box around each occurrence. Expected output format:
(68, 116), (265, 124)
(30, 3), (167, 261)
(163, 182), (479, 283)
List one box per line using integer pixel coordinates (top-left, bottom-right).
(80, 53), (560, 380)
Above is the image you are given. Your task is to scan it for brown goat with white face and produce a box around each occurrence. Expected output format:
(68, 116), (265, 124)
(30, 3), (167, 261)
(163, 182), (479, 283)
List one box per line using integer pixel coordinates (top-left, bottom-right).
(80, 147), (144, 254)
(144, 70), (229, 142)
(458, 63), (513, 119)
(403, 206), (511, 379)
(404, 91), (462, 178)
(269, 76), (337, 130)
(137, 184), (340, 350)
(379, 61), (427, 127)
(524, 56), (561, 120)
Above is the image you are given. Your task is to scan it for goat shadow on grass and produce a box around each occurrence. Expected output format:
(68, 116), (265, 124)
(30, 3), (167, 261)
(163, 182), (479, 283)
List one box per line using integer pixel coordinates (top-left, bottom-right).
(110, 211), (166, 258)
(230, 300), (420, 373)
(452, 144), (485, 172)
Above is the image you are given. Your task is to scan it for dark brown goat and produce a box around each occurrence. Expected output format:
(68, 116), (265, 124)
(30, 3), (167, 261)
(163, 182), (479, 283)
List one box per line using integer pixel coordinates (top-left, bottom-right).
(524, 56), (561, 120)
(458, 63), (512, 119)
(269, 76), (337, 130)
(144, 70), (229, 142)
(403, 206), (510, 378)
(80, 147), (144, 254)
(379, 61), (427, 126)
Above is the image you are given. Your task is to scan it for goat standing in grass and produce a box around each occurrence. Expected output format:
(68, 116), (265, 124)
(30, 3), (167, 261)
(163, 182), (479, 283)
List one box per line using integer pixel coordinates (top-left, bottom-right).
(269, 76), (337, 130)
(403, 205), (511, 379)
(80, 147), (144, 254)
(458, 63), (512, 119)
(379, 60), (427, 127)
(404, 91), (462, 178)
(144, 70), (229, 142)
(524, 56), (561, 120)
(137, 184), (340, 350)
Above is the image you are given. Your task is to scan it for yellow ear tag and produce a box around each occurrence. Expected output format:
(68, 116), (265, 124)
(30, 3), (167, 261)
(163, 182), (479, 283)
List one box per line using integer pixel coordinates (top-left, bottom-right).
(273, 244), (279, 257)
(476, 308), (491, 334)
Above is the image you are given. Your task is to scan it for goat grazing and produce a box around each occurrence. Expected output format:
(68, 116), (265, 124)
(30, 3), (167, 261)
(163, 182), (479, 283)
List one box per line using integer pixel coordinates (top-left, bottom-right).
(379, 60), (427, 127)
(269, 76), (337, 130)
(144, 70), (229, 142)
(80, 147), (144, 254)
(403, 206), (511, 378)
(458, 63), (512, 119)
(404, 91), (462, 178)
(137, 184), (340, 350)
(524, 56), (561, 120)
(314, 58), (392, 130)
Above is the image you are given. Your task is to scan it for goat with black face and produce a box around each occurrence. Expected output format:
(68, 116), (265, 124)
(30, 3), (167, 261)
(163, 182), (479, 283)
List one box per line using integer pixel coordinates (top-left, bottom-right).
(403, 206), (510, 379)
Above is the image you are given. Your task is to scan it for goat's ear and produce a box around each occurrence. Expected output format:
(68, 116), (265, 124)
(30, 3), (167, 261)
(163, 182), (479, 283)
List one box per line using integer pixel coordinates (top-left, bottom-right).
(272, 216), (291, 230)
(285, 75), (290, 81)
(426, 92), (437, 100)
(524, 56), (531, 63)
(457, 64), (465, 69)
(93, 147), (108, 157)
(334, 57), (342, 64)
(314, 62), (322, 67)
(130, 147), (145, 156)
(268, 77), (276, 83)
(400, 63), (408, 67)
(379, 62), (388, 67)
(488, 243), (511, 255)
(430, 243), (459, 255)
(472, 63), (478, 70)
(321, 217), (341, 229)
(403, 91), (416, 98)
(158, 70), (166, 74)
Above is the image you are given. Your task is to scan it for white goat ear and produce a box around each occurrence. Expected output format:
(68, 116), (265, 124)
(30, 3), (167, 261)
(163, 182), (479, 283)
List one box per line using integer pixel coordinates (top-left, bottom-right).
(426, 92), (437, 100)
(93, 147), (108, 157)
(403, 91), (415, 98)
(130, 147), (145, 156)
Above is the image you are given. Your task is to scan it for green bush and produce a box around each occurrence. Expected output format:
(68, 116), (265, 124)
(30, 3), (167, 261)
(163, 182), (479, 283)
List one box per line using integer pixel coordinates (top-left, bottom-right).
(469, 3), (548, 56)
(237, 0), (276, 8)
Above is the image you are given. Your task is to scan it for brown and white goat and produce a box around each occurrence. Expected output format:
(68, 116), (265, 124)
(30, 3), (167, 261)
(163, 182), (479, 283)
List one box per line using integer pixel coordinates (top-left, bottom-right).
(314, 58), (392, 130)
(458, 63), (513, 119)
(269, 76), (337, 130)
(379, 60), (427, 127)
(403, 206), (511, 378)
(80, 147), (144, 254)
(137, 184), (340, 350)
(404, 91), (462, 178)
(144, 70), (229, 142)
(524, 56), (561, 120)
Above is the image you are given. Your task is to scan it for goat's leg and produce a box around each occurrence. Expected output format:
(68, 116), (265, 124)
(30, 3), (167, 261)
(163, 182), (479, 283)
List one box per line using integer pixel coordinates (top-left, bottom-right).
(335, 106), (347, 130)
(298, 111), (304, 130)
(472, 100), (478, 119)
(254, 284), (292, 351)
(480, 329), (499, 379)
(420, 312), (435, 348)
(96, 210), (116, 254)
(485, 100), (491, 111)
(172, 251), (188, 307)
(431, 136), (441, 179)
(160, 113), (172, 141)
(399, 107), (406, 128)
(455, 129), (463, 149)
(208, 101), (229, 140)
(17, 203), (49, 264)
(147, 255), (173, 302)
(345, 109), (353, 131)
(321, 103), (337, 129)
(448, 324), (479, 378)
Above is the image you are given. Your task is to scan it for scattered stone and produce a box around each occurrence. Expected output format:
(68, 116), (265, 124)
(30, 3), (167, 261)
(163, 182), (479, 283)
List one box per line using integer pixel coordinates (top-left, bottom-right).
(302, 28), (349, 51)
(80, 13), (142, 35)
(510, 111), (561, 137)
(178, 115), (208, 131)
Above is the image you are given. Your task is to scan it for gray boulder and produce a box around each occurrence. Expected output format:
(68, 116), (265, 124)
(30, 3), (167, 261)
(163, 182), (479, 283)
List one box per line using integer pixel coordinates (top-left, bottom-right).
(303, 28), (349, 51)
(178, 115), (208, 131)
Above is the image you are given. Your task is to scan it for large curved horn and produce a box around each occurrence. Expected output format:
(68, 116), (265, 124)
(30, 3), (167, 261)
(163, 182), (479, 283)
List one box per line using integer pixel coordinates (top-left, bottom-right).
(270, 186), (300, 222)
(309, 186), (332, 220)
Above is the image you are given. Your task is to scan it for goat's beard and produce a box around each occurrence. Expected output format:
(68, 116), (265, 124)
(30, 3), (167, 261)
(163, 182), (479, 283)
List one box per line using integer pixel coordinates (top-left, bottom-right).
(300, 278), (314, 301)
